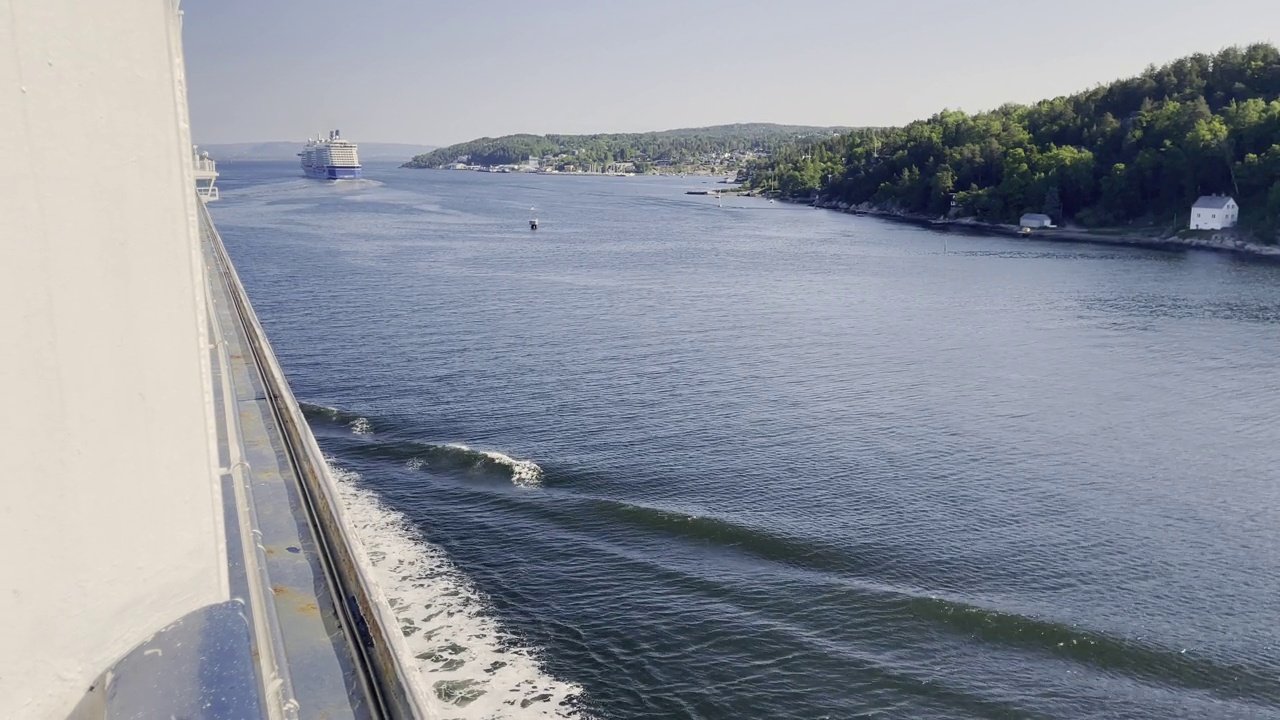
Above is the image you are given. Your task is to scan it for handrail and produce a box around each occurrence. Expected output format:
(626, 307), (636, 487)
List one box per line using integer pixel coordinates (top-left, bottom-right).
(199, 200), (431, 718)
(203, 254), (300, 720)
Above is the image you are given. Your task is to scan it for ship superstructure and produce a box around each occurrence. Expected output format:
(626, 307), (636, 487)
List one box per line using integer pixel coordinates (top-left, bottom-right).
(300, 130), (362, 179)
(3, 3), (426, 717)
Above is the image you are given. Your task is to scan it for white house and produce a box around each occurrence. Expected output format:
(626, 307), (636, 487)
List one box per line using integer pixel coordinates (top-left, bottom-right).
(1019, 213), (1054, 228)
(1190, 195), (1238, 230)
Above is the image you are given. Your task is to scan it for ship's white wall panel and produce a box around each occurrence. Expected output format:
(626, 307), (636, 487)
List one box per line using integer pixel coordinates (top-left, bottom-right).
(0, 1), (226, 716)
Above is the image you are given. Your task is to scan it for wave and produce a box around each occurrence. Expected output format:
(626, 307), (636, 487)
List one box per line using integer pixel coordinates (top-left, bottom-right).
(565, 497), (1280, 704)
(349, 417), (373, 436)
(301, 403), (544, 487)
(305, 402), (1280, 707)
(442, 444), (544, 487)
(300, 402), (362, 423)
(898, 592), (1280, 706)
(583, 497), (881, 576)
(301, 402), (374, 436)
(345, 438), (546, 488)
(329, 462), (587, 717)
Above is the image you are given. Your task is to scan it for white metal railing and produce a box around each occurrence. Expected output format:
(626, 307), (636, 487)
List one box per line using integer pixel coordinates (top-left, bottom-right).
(193, 156), (218, 174)
(193, 148), (219, 202)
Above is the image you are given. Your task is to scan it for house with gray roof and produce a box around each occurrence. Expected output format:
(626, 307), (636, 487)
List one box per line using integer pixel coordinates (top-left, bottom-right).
(1190, 195), (1238, 230)
(1019, 213), (1054, 229)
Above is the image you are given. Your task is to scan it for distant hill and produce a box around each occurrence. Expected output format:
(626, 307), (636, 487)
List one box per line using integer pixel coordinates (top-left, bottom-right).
(404, 123), (849, 169)
(199, 141), (437, 161)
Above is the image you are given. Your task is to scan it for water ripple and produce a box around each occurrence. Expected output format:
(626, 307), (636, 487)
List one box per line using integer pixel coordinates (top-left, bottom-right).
(216, 163), (1280, 720)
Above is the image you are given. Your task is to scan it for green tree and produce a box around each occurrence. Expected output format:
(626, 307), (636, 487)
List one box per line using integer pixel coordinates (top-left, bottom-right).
(1044, 185), (1063, 222)
(736, 43), (1279, 232)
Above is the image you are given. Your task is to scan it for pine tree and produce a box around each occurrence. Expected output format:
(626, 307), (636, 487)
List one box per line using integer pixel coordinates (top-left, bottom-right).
(1044, 185), (1063, 222)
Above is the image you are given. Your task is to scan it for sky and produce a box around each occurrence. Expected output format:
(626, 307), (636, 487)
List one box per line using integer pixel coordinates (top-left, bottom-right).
(184, 0), (1280, 146)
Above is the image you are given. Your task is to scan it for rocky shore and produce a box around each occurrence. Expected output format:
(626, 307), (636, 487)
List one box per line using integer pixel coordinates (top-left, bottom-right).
(775, 196), (1280, 261)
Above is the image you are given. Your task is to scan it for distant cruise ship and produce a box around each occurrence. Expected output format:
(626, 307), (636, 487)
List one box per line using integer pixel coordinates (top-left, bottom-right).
(299, 129), (362, 179)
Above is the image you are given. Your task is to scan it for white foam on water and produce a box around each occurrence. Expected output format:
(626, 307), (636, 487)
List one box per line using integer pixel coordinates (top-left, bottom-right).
(445, 444), (545, 487)
(333, 177), (385, 188)
(328, 463), (587, 718)
(307, 403), (342, 421)
(349, 416), (373, 436)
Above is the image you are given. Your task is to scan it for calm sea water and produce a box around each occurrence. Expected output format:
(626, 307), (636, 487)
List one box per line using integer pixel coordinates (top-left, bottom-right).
(212, 161), (1280, 719)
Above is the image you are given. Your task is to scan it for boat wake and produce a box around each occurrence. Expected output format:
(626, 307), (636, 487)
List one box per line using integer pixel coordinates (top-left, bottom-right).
(333, 178), (385, 188)
(301, 403), (545, 487)
(443, 444), (544, 487)
(330, 462), (588, 717)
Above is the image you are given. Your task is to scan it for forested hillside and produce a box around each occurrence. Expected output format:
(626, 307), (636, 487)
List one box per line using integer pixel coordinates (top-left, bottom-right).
(404, 124), (846, 170)
(745, 44), (1280, 237)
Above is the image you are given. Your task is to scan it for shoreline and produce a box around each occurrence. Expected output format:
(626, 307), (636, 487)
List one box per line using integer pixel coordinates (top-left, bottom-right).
(401, 165), (736, 178)
(773, 196), (1280, 262)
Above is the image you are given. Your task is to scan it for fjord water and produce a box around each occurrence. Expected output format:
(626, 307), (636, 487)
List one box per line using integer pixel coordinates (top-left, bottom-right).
(211, 162), (1280, 719)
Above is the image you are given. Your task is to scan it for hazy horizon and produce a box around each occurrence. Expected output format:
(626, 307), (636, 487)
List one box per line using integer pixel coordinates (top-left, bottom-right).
(185, 0), (1280, 146)
(194, 123), (841, 147)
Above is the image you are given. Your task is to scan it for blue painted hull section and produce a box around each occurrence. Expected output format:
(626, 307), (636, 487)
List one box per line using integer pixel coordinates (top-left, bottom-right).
(302, 165), (362, 180)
